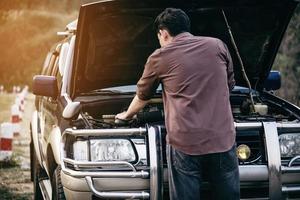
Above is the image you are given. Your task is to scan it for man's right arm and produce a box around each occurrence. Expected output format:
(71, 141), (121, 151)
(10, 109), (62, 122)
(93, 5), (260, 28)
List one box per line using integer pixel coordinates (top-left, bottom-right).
(136, 50), (162, 100)
(217, 39), (235, 91)
(115, 50), (161, 121)
(226, 46), (235, 92)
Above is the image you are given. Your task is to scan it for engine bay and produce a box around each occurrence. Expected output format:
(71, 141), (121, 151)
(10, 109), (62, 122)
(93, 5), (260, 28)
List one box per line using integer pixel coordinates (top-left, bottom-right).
(72, 93), (300, 130)
(72, 97), (165, 129)
(231, 94), (299, 123)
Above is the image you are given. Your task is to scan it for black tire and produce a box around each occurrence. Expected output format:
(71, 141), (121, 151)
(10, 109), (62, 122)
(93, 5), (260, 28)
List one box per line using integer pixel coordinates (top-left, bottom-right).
(52, 166), (66, 200)
(32, 144), (43, 200)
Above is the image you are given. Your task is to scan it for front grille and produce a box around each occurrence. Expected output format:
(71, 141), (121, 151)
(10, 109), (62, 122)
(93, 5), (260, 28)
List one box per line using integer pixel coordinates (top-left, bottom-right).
(161, 129), (266, 166)
(236, 130), (266, 165)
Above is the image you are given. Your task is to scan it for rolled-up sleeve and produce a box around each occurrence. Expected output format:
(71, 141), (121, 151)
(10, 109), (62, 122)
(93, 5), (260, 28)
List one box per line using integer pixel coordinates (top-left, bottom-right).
(136, 50), (161, 100)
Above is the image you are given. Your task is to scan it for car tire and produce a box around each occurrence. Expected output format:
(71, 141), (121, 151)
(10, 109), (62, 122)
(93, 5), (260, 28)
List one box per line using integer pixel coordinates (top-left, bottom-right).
(32, 145), (43, 200)
(52, 166), (66, 200)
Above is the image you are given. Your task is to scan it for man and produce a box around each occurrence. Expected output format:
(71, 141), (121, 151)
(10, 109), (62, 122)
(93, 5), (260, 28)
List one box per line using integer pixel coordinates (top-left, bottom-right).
(116, 8), (239, 200)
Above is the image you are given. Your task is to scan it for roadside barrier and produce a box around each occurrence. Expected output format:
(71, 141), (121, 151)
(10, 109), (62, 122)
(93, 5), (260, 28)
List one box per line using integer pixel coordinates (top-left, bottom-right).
(0, 122), (14, 161)
(12, 86), (17, 94)
(10, 86), (29, 136)
(15, 96), (24, 118)
(18, 86), (28, 113)
(0, 86), (29, 161)
(0, 85), (4, 94)
(11, 104), (21, 136)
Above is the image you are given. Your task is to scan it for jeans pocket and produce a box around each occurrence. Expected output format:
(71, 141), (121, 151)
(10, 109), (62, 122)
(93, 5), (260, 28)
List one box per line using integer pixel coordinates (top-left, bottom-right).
(172, 148), (198, 172)
(220, 145), (238, 173)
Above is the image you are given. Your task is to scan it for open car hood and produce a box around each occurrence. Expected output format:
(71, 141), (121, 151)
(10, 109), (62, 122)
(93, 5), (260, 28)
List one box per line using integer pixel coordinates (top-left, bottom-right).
(72, 0), (298, 96)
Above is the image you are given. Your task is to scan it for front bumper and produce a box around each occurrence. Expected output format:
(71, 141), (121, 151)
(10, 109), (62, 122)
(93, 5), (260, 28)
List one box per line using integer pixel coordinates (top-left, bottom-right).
(61, 122), (300, 199)
(237, 122), (300, 199)
(61, 127), (163, 199)
(61, 171), (150, 200)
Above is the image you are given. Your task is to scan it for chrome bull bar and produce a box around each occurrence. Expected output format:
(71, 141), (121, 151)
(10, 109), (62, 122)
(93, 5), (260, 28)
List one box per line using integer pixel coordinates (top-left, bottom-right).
(235, 122), (300, 200)
(61, 122), (300, 199)
(61, 127), (163, 199)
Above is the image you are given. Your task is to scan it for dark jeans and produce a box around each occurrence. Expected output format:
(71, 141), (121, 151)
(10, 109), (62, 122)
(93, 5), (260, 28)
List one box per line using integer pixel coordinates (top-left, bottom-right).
(167, 144), (240, 200)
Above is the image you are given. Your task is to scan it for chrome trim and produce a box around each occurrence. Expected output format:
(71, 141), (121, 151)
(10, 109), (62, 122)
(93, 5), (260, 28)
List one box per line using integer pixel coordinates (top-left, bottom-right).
(263, 122), (282, 200)
(148, 126), (163, 200)
(282, 166), (300, 173)
(60, 127), (156, 199)
(39, 179), (51, 200)
(288, 155), (300, 167)
(235, 122), (262, 131)
(234, 122), (300, 132)
(63, 158), (137, 171)
(62, 166), (149, 178)
(63, 127), (147, 137)
(241, 155), (262, 164)
(239, 165), (268, 181)
(282, 185), (300, 193)
(277, 123), (300, 133)
(85, 176), (150, 199)
(60, 127), (150, 198)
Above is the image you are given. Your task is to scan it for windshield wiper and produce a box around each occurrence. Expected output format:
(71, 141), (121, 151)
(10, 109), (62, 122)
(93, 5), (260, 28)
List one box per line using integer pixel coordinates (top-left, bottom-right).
(80, 89), (135, 96)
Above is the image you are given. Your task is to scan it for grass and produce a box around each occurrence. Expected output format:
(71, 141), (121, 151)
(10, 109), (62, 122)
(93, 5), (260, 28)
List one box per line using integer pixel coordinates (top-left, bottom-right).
(0, 152), (21, 168)
(0, 187), (32, 200)
(0, 166), (33, 200)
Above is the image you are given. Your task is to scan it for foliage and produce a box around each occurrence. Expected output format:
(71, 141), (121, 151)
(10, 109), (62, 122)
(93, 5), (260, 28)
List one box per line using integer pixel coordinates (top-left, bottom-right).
(0, 153), (20, 168)
(273, 5), (300, 105)
(0, 186), (32, 200)
(0, 1), (79, 91)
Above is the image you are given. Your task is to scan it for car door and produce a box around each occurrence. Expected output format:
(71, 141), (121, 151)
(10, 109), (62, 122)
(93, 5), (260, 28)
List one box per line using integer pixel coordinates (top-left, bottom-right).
(40, 44), (61, 164)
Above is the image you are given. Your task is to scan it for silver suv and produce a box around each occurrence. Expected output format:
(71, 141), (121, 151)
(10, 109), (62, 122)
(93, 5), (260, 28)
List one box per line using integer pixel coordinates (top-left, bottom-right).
(30, 0), (300, 199)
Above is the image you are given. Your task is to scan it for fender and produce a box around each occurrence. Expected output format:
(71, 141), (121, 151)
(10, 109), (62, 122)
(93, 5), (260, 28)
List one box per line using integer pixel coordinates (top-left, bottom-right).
(31, 111), (43, 166)
(48, 125), (62, 165)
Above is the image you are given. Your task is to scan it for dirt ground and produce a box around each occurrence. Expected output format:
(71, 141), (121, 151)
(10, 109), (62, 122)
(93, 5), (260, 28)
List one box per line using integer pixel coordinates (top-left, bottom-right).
(0, 93), (34, 200)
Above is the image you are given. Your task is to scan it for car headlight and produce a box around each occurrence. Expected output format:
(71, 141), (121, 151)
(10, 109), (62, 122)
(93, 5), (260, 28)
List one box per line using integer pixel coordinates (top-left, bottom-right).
(279, 133), (300, 157)
(73, 139), (137, 162)
(90, 139), (136, 162)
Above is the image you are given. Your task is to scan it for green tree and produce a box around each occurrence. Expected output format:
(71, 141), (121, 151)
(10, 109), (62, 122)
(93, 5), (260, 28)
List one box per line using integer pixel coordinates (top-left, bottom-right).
(273, 5), (300, 105)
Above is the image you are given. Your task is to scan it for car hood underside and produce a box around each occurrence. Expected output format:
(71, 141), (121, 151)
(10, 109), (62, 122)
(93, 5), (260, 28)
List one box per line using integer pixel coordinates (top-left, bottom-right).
(73, 0), (298, 96)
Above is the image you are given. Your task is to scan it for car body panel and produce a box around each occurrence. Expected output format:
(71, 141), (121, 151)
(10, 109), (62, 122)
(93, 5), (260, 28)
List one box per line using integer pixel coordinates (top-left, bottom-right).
(48, 126), (62, 165)
(31, 111), (43, 166)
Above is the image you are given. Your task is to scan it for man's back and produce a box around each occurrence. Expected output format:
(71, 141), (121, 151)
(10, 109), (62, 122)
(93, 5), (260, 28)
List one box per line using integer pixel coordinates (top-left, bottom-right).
(120, 8), (239, 200)
(153, 32), (235, 155)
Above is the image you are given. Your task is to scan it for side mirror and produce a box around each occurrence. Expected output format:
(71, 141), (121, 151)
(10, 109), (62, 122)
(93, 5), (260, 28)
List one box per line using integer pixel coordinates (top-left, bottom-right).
(32, 75), (58, 98)
(263, 71), (281, 91)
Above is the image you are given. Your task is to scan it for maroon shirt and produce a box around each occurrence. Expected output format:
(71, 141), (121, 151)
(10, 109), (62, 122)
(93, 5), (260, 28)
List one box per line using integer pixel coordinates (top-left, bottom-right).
(137, 32), (236, 155)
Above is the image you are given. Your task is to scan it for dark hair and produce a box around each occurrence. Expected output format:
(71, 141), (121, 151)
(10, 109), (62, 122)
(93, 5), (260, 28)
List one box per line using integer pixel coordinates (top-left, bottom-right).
(154, 8), (191, 37)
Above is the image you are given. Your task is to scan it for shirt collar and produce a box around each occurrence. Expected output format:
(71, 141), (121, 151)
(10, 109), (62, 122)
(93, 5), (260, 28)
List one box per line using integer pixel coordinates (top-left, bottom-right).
(172, 32), (193, 42)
